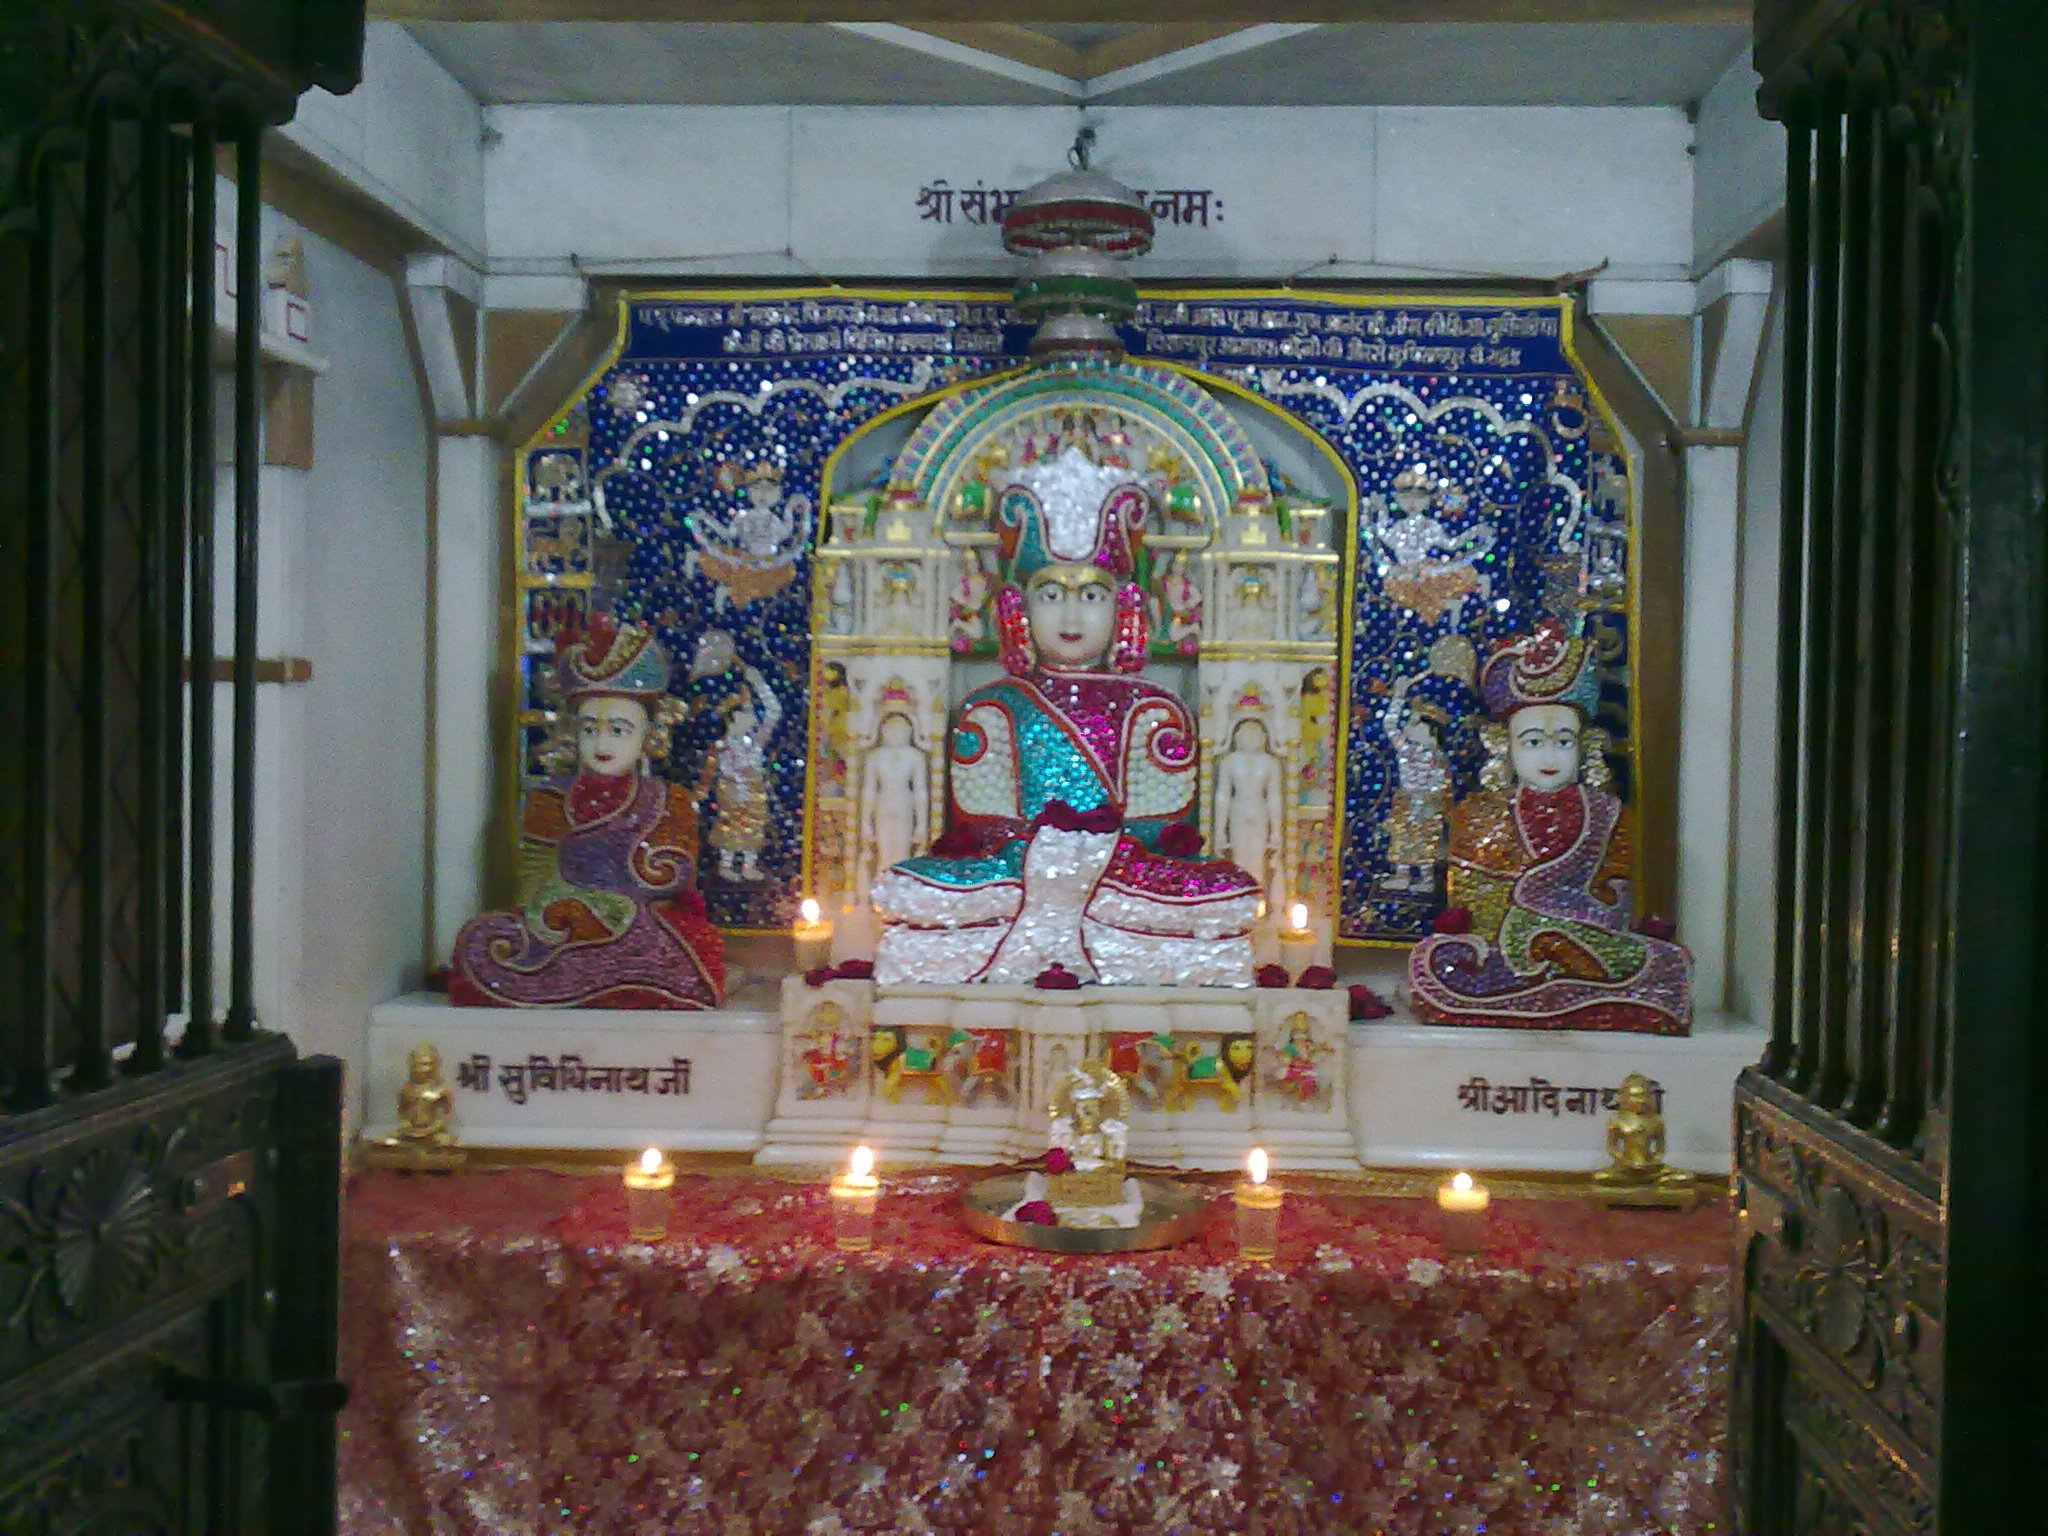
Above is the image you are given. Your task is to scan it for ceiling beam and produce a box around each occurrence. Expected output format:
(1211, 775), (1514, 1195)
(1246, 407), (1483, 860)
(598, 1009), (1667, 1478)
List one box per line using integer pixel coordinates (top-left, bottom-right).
(1079, 25), (1247, 80)
(1087, 23), (1318, 98)
(902, 22), (1085, 79)
(372, 2), (1750, 24)
(829, 21), (1078, 95)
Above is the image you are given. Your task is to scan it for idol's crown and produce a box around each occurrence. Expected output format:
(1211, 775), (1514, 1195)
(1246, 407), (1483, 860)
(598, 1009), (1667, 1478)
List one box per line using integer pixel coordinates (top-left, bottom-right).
(992, 444), (1151, 584)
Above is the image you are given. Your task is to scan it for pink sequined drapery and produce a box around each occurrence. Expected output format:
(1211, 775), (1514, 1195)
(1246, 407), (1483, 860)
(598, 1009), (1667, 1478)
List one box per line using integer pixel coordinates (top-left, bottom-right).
(339, 1169), (1729, 1535)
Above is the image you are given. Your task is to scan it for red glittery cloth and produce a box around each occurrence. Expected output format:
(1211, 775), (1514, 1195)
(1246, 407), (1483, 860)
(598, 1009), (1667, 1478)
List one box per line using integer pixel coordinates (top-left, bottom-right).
(338, 1168), (1730, 1535)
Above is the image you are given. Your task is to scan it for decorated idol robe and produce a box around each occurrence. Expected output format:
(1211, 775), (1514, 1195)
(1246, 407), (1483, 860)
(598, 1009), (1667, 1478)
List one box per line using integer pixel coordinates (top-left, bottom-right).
(873, 668), (1258, 986)
(449, 773), (726, 1010)
(1406, 782), (1691, 1035)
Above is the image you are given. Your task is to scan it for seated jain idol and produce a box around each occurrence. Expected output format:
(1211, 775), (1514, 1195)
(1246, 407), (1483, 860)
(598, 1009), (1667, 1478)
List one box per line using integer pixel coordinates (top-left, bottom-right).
(1407, 619), (1692, 1035)
(449, 619), (727, 1009)
(872, 447), (1260, 986)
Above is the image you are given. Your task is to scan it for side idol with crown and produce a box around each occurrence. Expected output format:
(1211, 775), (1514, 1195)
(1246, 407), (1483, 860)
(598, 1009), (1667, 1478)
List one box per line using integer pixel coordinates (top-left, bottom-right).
(449, 618), (727, 1009)
(870, 443), (1261, 987)
(1406, 619), (1692, 1035)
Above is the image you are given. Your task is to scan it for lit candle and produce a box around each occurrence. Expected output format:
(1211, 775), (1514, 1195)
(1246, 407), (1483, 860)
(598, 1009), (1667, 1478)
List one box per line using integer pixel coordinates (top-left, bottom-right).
(1278, 900), (1315, 978)
(829, 1144), (880, 1252)
(1436, 1170), (1490, 1254)
(793, 896), (834, 971)
(1234, 1147), (1282, 1261)
(622, 1146), (675, 1241)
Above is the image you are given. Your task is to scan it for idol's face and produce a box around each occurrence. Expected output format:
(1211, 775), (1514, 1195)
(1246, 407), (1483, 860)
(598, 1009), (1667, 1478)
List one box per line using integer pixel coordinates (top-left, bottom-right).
(1026, 564), (1117, 669)
(1232, 719), (1269, 754)
(1402, 715), (1436, 747)
(578, 696), (652, 775)
(879, 714), (913, 748)
(1508, 703), (1583, 793)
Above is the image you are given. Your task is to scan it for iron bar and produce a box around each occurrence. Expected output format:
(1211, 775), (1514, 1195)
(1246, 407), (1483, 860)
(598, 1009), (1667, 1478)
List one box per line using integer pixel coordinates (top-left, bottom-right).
(1919, 175), (1960, 1138)
(1846, 105), (1902, 1128)
(1765, 120), (1812, 1082)
(225, 127), (262, 1043)
(1878, 130), (1933, 1147)
(8, 154), (63, 1112)
(131, 104), (169, 1077)
(1815, 100), (1871, 1113)
(1791, 100), (1844, 1097)
(161, 114), (190, 1035)
(73, 102), (116, 1092)
(181, 111), (216, 1058)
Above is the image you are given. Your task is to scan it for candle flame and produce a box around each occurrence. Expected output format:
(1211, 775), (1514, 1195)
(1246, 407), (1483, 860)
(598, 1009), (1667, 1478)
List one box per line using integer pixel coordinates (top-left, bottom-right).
(1451, 1171), (1473, 1193)
(850, 1145), (875, 1179)
(640, 1147), (663, 1173)
(800, 896), (821, 924)
(1248, 1148), (1269, 1185)
(1288, 901), (1309, 932)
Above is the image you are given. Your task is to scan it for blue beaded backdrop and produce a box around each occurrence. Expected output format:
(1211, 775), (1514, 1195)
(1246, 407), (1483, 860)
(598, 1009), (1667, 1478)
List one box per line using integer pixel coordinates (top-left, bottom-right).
(514, 290), (1634, 939)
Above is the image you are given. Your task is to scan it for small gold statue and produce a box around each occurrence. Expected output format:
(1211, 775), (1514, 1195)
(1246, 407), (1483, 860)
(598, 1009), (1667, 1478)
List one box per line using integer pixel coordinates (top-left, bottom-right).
(1047, 1060), (1130, 1208)
(1594, 1072), (1695, 1208)
(364, 1043), (466, 1172)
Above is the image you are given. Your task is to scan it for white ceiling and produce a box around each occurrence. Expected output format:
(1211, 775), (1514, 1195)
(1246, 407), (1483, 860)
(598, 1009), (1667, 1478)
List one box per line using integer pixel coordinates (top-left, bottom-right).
(406, 21), (1750, 108)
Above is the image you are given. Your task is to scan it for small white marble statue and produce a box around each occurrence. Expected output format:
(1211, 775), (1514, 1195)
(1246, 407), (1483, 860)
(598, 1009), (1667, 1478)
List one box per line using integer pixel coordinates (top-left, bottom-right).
(1213, 716), (1287, 914)
(856, 711), (930, 906)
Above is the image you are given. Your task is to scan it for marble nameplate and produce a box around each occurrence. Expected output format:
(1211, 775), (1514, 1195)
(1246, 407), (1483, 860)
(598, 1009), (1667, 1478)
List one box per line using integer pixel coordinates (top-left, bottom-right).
(1349, 1011), (1766, 1173)
(364, 991), (781, 1153)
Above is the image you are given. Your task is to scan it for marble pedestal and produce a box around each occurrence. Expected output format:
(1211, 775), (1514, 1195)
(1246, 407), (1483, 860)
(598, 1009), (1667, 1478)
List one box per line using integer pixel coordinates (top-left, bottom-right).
(757, 979), (1355, 1171)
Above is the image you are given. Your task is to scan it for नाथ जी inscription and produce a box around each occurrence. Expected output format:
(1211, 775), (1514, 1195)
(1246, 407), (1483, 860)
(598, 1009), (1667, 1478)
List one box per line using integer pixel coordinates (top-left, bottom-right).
(916, 181), (1222, 229)
(1457, 1074), (1665, 1118)
(454, 1052), (692, 1107)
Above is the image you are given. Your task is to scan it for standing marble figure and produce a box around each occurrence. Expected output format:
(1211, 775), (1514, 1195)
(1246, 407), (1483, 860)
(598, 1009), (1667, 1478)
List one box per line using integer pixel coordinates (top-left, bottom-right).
(871, 446), (1260, 985)
(856, 710), (930, 905)
(449, 618), (726, 1009)
(1406, 619), (1691, 1034)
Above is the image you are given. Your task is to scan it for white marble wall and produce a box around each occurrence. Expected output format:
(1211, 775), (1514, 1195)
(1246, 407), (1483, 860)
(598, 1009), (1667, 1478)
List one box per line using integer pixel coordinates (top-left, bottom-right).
(1693, 54), (1786, 269)
(287, 24), (488, 264)
(479, 103), (1694, 299)
(1727, 292), (1787, 1031)
(290, 225), (435, 1141)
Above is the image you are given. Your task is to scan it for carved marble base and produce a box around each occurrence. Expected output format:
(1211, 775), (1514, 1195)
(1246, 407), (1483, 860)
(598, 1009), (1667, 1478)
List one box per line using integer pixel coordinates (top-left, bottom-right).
(758, 979), (1351, 1171)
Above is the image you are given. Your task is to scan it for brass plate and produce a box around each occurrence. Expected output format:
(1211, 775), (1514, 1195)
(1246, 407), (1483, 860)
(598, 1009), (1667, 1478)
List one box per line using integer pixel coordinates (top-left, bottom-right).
(959, 1172), (1209, 1255)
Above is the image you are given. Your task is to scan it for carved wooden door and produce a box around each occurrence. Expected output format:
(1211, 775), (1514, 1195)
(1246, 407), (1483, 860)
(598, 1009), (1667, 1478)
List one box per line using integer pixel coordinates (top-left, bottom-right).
(0, 3), (363, 1531)
(1736, 2), (2047, 1531)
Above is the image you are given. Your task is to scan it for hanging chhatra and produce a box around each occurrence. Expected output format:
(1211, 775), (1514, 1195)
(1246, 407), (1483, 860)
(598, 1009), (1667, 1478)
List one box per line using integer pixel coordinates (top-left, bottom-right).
(1004, 127), (1154, 362)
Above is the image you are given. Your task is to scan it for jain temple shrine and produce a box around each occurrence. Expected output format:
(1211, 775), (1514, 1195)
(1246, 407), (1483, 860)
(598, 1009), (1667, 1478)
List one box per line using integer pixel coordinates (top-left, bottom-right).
(1, 3), (2043, 1533)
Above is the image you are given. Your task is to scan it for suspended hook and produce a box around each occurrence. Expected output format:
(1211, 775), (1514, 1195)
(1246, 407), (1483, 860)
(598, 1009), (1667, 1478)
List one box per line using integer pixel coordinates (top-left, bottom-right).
(1068, 124), (1096, 171)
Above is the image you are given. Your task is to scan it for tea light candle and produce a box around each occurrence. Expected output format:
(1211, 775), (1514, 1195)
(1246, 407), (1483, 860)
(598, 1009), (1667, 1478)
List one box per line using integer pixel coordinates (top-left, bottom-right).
(1234, 1147), (1282, 1261)
(829, 1144), (880, 1252)
(793, 896), (833, 971)
(623, 1146), (675, 1241)
(1436, 1170), (1490, 1253)
(1279, 901), (1315, 977)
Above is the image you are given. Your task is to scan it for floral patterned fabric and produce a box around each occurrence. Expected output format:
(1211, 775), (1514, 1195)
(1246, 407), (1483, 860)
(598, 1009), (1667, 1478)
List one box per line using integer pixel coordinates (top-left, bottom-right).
(339, 1169), (1729, 1535)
